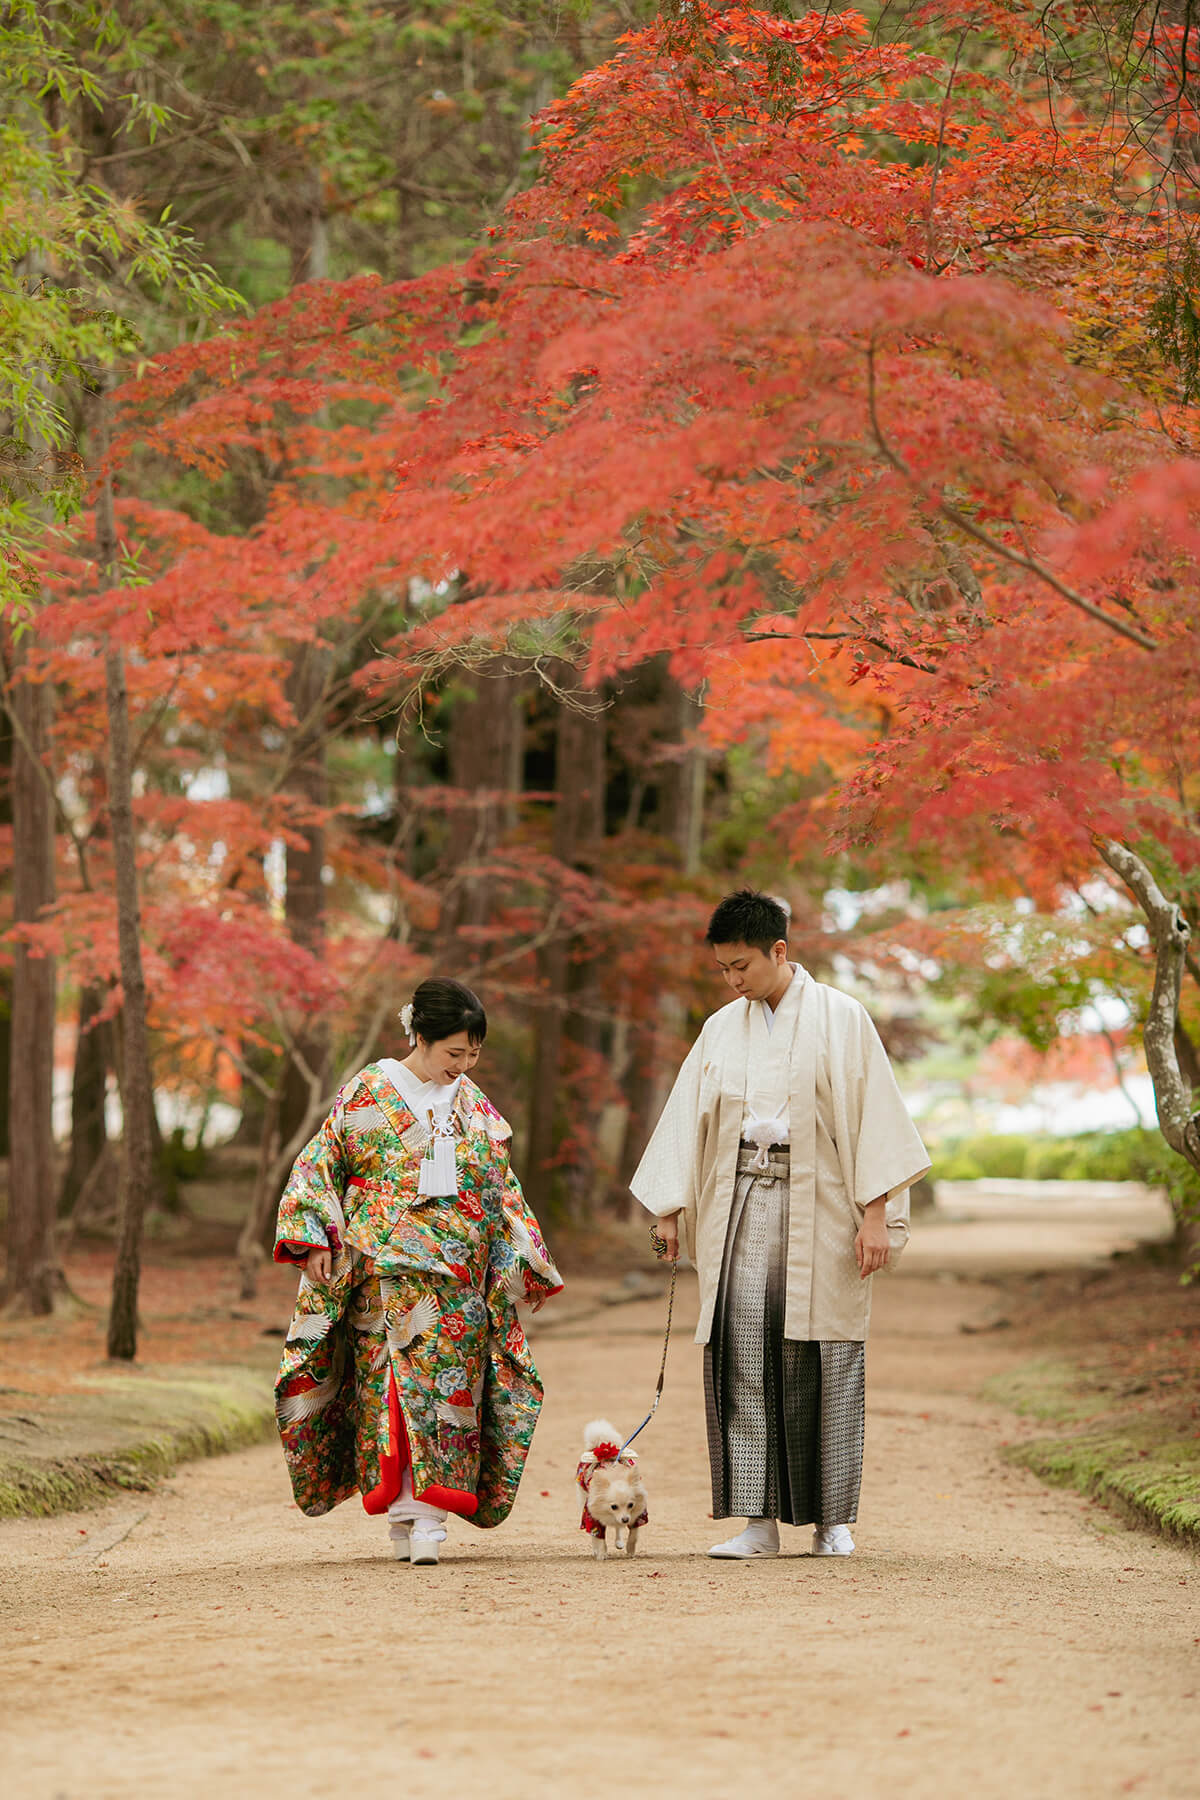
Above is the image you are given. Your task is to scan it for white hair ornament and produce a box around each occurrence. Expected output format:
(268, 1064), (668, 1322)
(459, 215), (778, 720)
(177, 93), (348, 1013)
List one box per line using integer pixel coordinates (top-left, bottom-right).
(399, 1000), (416, 1045)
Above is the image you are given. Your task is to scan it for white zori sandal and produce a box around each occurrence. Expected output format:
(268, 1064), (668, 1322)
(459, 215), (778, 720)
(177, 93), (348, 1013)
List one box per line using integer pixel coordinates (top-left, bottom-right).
(408, 1521), (448, 1566)
(708, 1518), (780, 1559)
(812, 1524), (855, 1556)
(388, 1522), (411, 1563)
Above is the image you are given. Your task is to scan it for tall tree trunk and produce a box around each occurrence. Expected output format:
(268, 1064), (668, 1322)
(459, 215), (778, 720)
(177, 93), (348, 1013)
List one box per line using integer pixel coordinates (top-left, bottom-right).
(104, 640), (158, 1360)
(58, 983), (109, 1216)
(1096, 838), (1200, 1265)
(617, 678), (707, 1205)
(274, 186), (333, 1162)
(1097, 838), (1200, 1176)
(443, 664), (525, 938)
(2, 632), (58, 1314)
(236, 1086), (282, 1302)
(93, 397), (158, 1361)
(525, 676), (606, 1222)
(0, 699), (13, 1160)
(278, 640), (331, 1158)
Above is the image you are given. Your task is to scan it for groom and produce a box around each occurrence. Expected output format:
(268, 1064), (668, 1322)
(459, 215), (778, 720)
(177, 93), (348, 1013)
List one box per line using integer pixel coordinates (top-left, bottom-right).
(631, 889), (928, 1558)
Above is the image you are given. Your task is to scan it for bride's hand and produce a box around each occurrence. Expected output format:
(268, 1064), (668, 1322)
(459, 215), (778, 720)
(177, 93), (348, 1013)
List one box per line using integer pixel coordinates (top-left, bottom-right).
(304, 1246), (332, 1283)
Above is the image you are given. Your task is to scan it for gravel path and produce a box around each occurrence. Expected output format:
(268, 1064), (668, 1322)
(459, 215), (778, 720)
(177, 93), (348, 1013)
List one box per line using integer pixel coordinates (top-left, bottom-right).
(1, 1251), (1196, 1799)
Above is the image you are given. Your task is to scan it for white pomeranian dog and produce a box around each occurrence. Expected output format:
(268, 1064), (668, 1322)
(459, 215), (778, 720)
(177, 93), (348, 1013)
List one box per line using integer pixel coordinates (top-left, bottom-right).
(576, 1419), (649, 1561)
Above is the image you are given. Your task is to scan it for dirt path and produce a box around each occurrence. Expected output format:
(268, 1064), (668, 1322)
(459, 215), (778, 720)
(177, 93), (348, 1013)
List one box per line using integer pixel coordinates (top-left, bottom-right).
(1, 1256), (1197, 1800)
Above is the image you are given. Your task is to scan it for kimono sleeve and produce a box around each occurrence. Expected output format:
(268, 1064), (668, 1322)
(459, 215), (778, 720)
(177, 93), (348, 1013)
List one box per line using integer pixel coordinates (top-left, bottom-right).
(834, 1002), (930, 1224)
(273, 1091), (351, 1265)
(628, 1032), (706, 1220)
(487, 1163), (563, 1307)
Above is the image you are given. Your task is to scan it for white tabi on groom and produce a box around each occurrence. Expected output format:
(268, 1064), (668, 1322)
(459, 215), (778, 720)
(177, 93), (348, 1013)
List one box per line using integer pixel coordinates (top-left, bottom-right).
(631, 890), (929, 1559)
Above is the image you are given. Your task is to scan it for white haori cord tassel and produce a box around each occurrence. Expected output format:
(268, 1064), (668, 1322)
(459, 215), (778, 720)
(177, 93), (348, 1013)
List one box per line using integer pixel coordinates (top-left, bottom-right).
(743, 1108), (789, 1172)
(418, 1111), (458, 1197)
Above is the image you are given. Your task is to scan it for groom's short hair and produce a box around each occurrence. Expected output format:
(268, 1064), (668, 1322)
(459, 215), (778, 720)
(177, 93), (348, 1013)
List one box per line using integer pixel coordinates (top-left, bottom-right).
(705, 889), (790, 951)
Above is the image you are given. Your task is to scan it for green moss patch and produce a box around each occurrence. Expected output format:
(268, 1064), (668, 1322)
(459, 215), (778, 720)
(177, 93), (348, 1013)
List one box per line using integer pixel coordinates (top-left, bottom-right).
(1007, 1426), (1200, 1548)
(0, 1364), (275, 1519)
(984, 1345), (1200, 1550)
(982, 1358), (1117, 1426)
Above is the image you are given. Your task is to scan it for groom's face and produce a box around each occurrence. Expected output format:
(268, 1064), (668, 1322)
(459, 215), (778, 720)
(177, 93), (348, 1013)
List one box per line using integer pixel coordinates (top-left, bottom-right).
(711, 939), (788, 1001)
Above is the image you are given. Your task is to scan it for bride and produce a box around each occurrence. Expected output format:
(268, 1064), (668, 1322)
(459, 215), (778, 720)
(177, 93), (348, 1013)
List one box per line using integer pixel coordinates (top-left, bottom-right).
(274, 977), (562, 1564)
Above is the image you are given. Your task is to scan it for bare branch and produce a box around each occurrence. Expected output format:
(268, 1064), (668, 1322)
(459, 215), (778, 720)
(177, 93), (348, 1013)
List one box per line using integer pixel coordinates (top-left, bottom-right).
(864, 345), (1159, 654)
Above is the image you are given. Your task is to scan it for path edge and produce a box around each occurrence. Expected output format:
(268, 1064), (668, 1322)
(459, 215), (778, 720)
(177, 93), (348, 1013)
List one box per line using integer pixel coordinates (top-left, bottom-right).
(1004, 1434), (1200, 1551)
(0, 1370), (276, 1520)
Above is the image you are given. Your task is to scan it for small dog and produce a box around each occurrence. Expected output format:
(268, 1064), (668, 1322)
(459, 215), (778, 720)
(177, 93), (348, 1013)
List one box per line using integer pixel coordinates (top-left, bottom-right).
(577, 1419), (649, 1561)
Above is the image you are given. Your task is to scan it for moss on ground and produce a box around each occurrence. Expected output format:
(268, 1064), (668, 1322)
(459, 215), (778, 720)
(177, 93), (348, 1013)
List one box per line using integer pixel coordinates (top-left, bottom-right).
(1008, 1427), (1200, 1547)
(986, 1358), (1200, 1549)
(981, 1359), (1116, 1425)
(0, 1364), (275, 1519)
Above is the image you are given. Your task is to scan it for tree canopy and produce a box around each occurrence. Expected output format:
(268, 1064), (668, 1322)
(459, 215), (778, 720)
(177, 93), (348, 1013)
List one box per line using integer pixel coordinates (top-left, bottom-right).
(3, 1), (1199, 1325)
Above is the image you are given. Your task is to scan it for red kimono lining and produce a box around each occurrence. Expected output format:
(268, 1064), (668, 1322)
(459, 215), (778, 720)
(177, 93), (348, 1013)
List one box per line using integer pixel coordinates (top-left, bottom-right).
(361, 1368), (479, 1519)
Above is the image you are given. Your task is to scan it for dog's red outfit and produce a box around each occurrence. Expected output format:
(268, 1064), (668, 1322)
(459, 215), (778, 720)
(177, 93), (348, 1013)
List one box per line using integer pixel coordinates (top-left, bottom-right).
(576, 1441), (650, 1538)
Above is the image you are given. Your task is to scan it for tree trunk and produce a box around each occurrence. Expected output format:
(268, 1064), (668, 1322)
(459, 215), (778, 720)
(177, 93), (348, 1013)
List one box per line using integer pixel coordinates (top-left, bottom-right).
(0, 698), (13, 1160)
(238, 995), (391, 1299)
(1097, 838), (1200, 1183)
(104, 641), (158, 1360)
(236, 1086), (282, 1302)
(3, 633), (59, 1314)
(617, 678), (706, 1207)
(673, 685), (708, 880)
(443, 664), (525, 938)
(525, 676), (606, 1222)
(58, 983), (110, 1216)
(525, 936), (566, 1220)
(93, 394), (158, 1361)
(278, 640), (331, 1157)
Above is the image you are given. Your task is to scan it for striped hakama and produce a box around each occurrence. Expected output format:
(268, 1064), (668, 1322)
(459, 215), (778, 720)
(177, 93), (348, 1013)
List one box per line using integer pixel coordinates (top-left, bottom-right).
(703, 1144), (866, 1527)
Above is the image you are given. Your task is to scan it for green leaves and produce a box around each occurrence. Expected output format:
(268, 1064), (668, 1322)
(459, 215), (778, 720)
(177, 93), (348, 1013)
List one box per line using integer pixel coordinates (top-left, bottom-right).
(0, 0), (242, 611)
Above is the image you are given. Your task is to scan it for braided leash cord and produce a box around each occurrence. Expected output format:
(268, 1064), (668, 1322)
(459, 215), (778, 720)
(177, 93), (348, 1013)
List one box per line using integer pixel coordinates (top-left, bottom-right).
(619, 1227), (679, 1455)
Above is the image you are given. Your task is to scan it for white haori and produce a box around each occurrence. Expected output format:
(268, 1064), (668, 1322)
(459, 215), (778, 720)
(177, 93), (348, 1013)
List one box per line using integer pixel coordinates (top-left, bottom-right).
(630, 966), (930, 1344)
(376, 1058), (462, 1197)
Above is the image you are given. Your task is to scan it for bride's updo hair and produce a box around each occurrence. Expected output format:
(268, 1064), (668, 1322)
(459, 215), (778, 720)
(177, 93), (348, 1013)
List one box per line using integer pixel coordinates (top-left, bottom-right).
(409, 977), (487, 1047)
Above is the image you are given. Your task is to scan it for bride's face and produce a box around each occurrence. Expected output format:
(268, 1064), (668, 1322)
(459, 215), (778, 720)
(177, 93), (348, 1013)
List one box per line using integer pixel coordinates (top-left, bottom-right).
(413, 1030), (481, 1086)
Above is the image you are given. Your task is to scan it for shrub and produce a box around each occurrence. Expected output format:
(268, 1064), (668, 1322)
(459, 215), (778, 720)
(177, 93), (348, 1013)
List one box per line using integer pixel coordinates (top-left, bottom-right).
(961, 1134), (1033, 1178)
(1025, 1139), (1080, 1181)
(932, 1152), (985, 1181)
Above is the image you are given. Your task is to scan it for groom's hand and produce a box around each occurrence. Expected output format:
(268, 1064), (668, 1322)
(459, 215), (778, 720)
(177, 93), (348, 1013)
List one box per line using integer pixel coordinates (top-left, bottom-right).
(855, 1198), (890, 1279)
(655, 1213), (680, 1260)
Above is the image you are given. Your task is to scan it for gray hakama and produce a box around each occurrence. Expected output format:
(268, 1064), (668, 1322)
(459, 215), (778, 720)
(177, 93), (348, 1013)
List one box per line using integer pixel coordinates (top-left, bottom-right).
(703, 1145), (866, 1527)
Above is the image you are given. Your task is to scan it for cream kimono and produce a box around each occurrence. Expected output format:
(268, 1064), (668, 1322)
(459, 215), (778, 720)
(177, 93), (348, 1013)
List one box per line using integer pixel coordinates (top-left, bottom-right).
(630, 969), (930, 1342)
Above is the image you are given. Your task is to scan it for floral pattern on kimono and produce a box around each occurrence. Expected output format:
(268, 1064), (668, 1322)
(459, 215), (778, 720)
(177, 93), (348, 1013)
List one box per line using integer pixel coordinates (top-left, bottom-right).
(273, 1064), (561, 1526)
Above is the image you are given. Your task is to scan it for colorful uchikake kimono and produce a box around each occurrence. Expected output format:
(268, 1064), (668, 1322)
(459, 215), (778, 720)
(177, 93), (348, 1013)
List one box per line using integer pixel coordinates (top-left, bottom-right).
(273, 1062), (562, 1526)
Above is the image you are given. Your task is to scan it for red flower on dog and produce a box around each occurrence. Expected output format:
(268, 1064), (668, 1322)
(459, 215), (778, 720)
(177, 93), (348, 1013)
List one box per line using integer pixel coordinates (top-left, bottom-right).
(505, 1321), (525, 1354)
(442, 1313), (467, 1341)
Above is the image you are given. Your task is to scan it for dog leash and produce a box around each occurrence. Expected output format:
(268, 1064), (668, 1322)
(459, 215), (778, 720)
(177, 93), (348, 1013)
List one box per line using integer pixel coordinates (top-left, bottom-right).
(619, 1230), (679, 1456)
